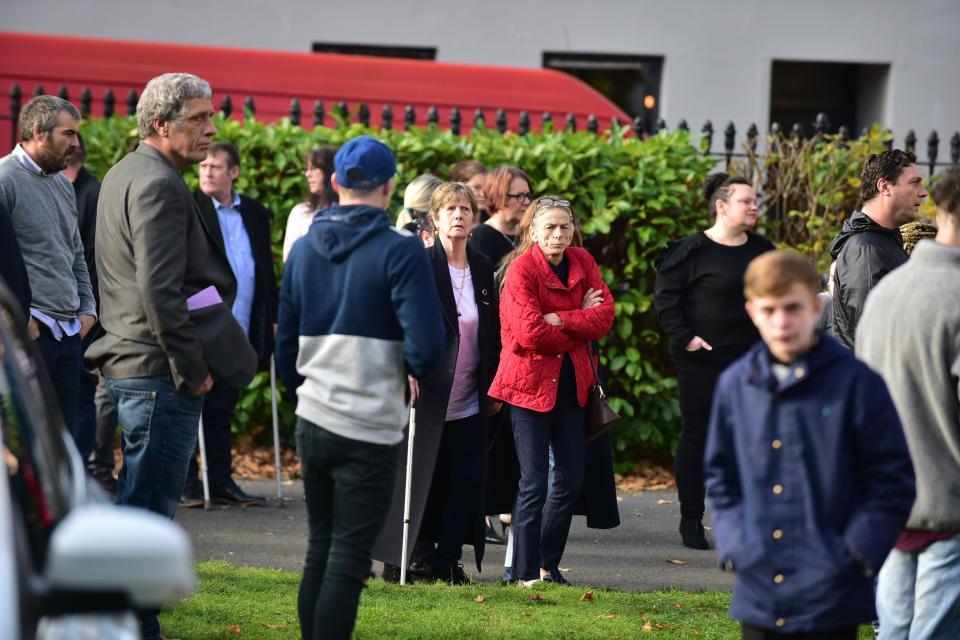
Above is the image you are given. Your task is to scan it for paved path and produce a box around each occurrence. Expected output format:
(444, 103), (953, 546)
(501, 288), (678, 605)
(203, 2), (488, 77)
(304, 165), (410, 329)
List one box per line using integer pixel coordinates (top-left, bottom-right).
(174, 478), (733, 592)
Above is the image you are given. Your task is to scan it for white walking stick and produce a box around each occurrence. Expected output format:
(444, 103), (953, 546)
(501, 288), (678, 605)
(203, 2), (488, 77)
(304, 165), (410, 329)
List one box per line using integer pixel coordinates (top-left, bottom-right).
(270, 356), (284, 504)
(400, 404), (416, 585)
(197, 417), (211, 510)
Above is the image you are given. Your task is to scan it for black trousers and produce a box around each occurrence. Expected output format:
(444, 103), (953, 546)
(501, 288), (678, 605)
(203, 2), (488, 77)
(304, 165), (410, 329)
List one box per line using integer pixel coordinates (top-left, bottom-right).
(675, 361), (726, 521)
(741, 623), (858, 639)
(186, 382), (240, 490)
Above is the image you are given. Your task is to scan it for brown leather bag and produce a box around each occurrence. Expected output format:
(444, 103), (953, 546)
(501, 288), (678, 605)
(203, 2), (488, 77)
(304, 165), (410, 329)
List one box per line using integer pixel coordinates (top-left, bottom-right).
(585, 343), (619, 442)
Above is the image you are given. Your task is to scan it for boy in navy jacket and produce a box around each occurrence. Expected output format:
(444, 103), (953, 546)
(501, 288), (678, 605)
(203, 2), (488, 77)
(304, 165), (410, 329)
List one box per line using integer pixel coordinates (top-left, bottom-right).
(276, 136), (444, 640)
(704, 250), (915, 639)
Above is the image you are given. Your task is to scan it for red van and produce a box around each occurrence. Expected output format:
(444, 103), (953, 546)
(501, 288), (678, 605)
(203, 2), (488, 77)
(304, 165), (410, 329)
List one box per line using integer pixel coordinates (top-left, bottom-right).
(0, 31), (630, 148)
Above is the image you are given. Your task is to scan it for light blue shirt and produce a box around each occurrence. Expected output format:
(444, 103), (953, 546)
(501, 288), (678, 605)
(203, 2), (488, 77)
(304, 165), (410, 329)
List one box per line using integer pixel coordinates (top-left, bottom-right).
(12, 145), (81, 341)
(213, 192), (255, 337)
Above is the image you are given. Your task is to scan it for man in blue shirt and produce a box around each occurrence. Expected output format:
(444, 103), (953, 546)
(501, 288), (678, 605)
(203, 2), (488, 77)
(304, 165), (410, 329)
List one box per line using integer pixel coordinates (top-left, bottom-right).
(182, 140), (278, 506)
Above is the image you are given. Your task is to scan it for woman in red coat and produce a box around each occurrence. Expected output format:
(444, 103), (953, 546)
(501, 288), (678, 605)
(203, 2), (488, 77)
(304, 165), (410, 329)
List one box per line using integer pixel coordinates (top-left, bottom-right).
(489, 195), (615, 586)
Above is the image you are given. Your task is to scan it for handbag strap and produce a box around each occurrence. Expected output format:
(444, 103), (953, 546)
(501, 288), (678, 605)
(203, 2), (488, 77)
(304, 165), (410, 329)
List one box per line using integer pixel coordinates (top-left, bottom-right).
(586, 341), (605, 398)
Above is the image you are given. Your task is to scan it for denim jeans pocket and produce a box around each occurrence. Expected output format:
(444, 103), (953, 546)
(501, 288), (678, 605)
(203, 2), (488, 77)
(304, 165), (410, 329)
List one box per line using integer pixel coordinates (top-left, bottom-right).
(111, 386), (158, 452)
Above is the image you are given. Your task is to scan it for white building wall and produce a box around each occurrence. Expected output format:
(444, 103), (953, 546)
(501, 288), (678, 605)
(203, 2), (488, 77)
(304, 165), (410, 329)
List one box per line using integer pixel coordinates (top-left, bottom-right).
(4, 0), (959, 144)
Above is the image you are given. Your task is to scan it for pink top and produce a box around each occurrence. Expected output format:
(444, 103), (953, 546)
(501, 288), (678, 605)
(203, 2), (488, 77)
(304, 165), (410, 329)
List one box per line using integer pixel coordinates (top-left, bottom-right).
(445, 264), (480, 421)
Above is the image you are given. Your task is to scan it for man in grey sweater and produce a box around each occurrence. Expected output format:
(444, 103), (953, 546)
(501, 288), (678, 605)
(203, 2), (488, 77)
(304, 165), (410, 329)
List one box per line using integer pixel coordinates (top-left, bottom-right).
(0, 95), (96, 443)
(857, 165), (960, 639)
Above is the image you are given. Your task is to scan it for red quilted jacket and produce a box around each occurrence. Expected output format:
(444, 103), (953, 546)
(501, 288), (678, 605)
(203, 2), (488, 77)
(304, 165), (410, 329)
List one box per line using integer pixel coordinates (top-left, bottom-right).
(489, 245), (615, 412)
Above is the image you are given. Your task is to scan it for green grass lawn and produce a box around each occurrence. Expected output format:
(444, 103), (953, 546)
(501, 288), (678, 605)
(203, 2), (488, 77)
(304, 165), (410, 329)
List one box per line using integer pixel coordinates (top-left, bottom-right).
(158, 562), (874, 639)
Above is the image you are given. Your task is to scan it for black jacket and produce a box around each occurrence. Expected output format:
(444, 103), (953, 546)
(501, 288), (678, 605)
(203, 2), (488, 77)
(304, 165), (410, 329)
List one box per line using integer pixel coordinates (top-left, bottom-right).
(372, 242), (501, 571)
(194, 190), (279, 369)
(829, 211), (907, 349)
(0, 200), (31, 318)
(73, 167), (101, 309)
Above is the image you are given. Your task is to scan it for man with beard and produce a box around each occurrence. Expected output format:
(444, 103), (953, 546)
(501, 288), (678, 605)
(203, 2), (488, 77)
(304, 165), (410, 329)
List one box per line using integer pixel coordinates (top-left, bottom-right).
(0, 95), (96, 441)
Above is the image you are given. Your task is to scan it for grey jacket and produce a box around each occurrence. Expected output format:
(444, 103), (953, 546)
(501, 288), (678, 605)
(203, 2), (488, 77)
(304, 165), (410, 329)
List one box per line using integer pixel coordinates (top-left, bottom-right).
(86, 143), (238, 392)
(856, 240), (960, 531)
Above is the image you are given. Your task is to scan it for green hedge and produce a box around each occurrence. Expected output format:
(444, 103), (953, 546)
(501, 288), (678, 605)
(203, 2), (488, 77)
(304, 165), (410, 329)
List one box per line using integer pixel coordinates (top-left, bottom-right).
(80, 115), (891, 470)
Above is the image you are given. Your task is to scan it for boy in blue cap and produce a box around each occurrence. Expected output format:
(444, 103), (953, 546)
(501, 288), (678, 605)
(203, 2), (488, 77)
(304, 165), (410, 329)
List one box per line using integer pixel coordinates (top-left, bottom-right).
(276, 135), (445, 640)
(705, 250), (915, 640)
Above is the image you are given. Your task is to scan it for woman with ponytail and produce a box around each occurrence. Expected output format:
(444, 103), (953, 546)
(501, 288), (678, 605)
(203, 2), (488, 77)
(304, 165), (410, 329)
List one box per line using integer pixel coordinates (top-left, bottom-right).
(653, 174), (774, 550)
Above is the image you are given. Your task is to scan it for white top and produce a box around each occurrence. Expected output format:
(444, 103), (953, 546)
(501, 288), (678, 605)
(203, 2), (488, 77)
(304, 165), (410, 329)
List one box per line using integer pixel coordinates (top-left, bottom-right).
(445, 264), (480, 421)
(282, 202), (316, 262)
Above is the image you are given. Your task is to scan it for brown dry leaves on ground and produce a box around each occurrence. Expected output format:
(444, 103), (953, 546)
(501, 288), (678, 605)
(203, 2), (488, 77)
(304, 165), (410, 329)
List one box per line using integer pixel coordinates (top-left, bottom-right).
(614, 460), (676, 493)
(228, 445), (675, 492)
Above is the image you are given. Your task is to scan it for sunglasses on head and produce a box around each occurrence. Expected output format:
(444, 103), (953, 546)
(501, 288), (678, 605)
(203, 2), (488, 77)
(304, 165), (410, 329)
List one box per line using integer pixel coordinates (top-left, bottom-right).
(536, 197), (571, 210)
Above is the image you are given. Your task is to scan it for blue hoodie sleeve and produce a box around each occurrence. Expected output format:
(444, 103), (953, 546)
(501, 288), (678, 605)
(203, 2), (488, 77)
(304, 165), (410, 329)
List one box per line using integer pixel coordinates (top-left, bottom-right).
(275, 246), (305, 402)
(386, 236), (445, 379)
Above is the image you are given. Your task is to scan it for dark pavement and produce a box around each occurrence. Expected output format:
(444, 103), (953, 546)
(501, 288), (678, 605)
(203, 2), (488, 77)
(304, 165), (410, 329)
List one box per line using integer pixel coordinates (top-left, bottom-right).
(174, 478), (733, 592)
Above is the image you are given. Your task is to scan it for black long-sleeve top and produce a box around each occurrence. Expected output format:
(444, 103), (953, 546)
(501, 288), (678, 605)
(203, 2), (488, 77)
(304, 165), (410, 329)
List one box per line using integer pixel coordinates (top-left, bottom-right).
(653, 231), (774, 365)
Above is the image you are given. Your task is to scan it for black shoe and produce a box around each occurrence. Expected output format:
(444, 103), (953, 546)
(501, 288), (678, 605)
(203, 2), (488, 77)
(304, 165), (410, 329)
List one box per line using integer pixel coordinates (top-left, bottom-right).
(543, 571), (572, 586)
(485, 519), (506, 545)
(211, 480), (266, 506)
(679, 517), (710, 550)
(90, 467), (118, 494)
(381, 563), (401, 583)
(432, 564), (471, 585)
(180, 484), (205, 509)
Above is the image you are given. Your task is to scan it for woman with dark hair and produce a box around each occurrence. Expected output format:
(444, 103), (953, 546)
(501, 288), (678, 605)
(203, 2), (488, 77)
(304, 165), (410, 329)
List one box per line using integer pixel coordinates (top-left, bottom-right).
(653, 173), (774, 550)
(373, 182), (500, 584)
(282, 146), (338, 261)
(469, 166), (533, 269)
(489, 195), (616, 586)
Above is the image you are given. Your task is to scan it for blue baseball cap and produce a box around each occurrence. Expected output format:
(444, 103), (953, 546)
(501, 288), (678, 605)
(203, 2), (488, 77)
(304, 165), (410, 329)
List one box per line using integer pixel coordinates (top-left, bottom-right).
(334, 136), (397, 189)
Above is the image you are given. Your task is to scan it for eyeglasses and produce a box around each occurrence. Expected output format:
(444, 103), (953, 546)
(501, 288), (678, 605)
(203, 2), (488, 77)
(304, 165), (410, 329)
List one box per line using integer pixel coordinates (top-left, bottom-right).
(507, 192), (533, 202)
(536, 197), (571, 210)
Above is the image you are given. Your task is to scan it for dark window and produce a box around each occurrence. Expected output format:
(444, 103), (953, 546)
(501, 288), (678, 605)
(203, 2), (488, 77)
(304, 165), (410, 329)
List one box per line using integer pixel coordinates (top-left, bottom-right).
(769, 60), (890, 135)
(311, 43), (436, 61)
(543, 52), (663, 127)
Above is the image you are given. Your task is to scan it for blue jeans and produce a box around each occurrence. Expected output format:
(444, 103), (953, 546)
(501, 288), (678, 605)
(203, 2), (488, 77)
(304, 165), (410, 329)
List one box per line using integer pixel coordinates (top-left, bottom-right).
(877, 534), (960, 640)
(296, 418), (398, 640)
(105, 375), (202, 640)
(34, 329), (82, 445)
(510, 396), (586, 581)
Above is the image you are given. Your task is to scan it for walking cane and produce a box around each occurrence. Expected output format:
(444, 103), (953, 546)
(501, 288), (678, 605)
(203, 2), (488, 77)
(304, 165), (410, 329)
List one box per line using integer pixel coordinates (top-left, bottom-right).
(270, 356), (284, 505)
(197, 417), (212, 510)
(400, 403), (416, 585)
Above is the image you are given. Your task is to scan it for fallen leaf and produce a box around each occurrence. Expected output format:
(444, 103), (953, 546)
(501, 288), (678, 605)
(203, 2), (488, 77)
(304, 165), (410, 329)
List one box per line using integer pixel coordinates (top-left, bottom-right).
(580, 591), (594, 603)
(558, 566), (570, 572)
(655, 624), (675, 630)
(674, 603), (683, 609)
(257, 622), (284, 630)
(601, 614), (618, 619)
(642, 622), (653, 632)
(475, 595), (486, 603)
(665, 559), (687, 565)
(656, 499), (673, 505)
(695, 631), (702, 636)
(528, 595), (544, 601)
(227, 623), (241, 635)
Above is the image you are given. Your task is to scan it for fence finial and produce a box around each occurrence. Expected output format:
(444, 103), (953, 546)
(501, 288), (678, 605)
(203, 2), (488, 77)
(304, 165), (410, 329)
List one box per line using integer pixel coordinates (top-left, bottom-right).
(103, 89), (115, 118)
(496, 109), (507, 134)
(587, 114), (598, 134)
(404, 105), (415, 130)
(927, 130), (939, 176)
(289, 99), (301, 126)
(220, 95), (233, 118)
(381, 104), (392, 130)
(313, 101), (325, 127)
(566, 113), (577, 133)
(450, 107), (461, 135)
(519, 111), (530, 135)
(126, 89), (138, 116)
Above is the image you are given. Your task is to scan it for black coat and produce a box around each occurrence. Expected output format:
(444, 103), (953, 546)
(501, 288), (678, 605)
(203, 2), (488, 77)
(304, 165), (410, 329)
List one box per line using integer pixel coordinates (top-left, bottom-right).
(194, 190), (278, 369)
(0, 200), (30, 319)
(828, 211), (907, 349)
(372, 242), (501, 571)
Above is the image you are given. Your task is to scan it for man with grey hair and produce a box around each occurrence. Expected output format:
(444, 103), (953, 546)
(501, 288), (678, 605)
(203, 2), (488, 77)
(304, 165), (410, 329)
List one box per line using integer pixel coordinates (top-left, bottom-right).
(0, 94), (96, 446)
(86, 72), (250, 640)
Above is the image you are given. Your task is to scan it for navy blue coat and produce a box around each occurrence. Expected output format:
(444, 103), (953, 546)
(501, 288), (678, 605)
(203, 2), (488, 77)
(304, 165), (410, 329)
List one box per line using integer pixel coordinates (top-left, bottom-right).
(705, 334), (914, 633)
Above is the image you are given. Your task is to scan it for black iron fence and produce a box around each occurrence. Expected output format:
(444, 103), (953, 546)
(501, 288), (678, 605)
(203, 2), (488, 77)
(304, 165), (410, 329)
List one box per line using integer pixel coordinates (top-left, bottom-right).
(5, 83), (959, 176)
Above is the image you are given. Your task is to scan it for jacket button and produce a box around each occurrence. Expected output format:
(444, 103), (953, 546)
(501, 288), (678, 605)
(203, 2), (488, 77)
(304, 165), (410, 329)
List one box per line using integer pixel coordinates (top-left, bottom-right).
(772, 529), (783, 540)
(776, 618), (785, 627)
(795, 367), (805, 378)
(772, 484), (783, 495)
(551, 378), (557, 383)
(772, 439), (782, 450)
(557, 354), (562, 358)
(774, 574), (784, 584)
